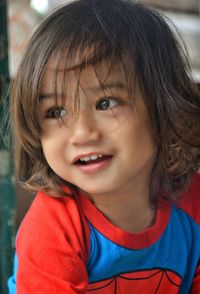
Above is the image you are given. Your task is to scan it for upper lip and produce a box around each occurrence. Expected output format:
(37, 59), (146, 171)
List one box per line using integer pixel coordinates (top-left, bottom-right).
(72, 152), (112, 164)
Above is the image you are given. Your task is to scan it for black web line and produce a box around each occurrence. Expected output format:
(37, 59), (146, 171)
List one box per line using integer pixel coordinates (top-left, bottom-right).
(114, 277), (117, 294)
(164, 271), (180, 287)
(154, 271), (165, 294)
(119, 270), (162, 281)
(87, 278), (115, 291)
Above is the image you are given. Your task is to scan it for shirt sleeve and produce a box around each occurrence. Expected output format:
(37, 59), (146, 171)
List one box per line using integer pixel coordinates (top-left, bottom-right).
(16, 192), (89, 294)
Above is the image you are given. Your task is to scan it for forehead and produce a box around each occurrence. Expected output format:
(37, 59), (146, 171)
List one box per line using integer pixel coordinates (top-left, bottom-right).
(41, 54), (127, 95)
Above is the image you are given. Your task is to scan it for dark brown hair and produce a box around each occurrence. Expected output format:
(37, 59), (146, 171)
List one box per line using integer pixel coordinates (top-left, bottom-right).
(10, 0), (200, 203)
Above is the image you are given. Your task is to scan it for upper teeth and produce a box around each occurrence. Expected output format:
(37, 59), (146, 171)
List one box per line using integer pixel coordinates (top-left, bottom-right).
(79, 154), (103, 162)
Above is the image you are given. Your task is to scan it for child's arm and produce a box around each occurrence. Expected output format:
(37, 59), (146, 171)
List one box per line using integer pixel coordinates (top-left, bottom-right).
(16, 192), (89, 293)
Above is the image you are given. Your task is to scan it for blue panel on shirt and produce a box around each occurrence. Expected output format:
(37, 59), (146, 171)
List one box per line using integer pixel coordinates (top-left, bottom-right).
(87, 205), (200, 294)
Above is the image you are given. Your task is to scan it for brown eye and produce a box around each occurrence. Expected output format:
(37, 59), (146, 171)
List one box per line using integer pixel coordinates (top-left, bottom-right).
(45, 107), (67, 119)
(96, 97), (121, 111)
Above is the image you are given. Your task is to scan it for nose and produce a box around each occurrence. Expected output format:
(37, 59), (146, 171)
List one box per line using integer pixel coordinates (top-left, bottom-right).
(69, 111), (102, 146)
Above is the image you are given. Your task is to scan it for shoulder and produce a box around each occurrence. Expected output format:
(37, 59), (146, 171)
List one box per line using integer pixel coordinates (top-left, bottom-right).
(15, 191), (90, 291)
(20, 191), (82, 230)
(175, 173), (200, 224)
(17, 190), (90, 262)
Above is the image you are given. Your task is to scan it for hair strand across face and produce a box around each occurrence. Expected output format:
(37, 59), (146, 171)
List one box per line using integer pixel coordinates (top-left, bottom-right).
(10, 0), (200, 202)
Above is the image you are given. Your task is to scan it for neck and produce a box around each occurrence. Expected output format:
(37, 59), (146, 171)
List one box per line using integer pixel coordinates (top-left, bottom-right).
(90, 183), (156, 233)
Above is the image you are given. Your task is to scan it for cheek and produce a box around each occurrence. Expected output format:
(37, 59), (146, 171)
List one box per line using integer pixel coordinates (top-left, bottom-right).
(122, 119), (156, 159)
(41, 141), (66, 177)
(41, 125), (69, 151)
(137, 130), (156, 161)
(41, 137), (61, 163)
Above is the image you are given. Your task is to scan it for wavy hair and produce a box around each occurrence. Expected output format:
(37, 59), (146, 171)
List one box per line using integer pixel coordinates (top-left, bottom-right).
(10, 0), (200, 202)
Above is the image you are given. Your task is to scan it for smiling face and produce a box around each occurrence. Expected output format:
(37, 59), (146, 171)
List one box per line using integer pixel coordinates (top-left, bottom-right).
(39, 58), (156, 201)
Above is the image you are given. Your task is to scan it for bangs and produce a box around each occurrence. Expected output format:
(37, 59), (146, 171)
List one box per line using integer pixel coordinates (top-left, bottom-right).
(34, 0), (140, 113)
(40, 38), (137, 113)
(12, 0), (200, 199)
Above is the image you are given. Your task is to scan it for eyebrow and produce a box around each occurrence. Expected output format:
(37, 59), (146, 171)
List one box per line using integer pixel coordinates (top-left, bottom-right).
(40, 81), (126, 100)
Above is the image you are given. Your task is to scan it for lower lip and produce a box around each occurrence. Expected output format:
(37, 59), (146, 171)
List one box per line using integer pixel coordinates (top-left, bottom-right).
(75, 157), (113, 174)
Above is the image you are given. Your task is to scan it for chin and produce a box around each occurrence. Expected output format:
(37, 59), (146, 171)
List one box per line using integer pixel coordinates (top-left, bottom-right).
(79, 184), (109, 196)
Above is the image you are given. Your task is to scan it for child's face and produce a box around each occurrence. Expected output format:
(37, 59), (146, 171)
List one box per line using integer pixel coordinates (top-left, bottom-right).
(39, 58), (156, 198)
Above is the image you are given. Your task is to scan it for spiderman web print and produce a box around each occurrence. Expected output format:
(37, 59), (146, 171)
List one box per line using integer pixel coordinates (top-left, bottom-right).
(86, 268), (181, 293)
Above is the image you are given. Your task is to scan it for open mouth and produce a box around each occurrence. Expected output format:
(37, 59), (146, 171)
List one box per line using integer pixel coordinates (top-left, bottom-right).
(75, 155), (113, 166)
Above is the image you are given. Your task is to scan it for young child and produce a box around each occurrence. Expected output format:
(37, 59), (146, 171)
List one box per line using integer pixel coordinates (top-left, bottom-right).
(8, 0), (200, 293)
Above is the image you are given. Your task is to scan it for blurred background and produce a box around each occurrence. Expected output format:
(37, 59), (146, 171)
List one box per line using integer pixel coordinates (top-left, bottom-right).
(0, 0), (200, 292)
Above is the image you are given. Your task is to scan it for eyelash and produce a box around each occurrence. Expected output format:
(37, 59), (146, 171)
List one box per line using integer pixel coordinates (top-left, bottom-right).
(45, 107), (67, 119)
(44, 96), (124, 119)
(96, 96), (123, 110)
